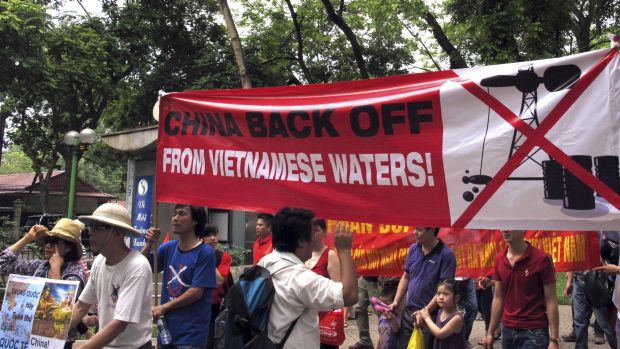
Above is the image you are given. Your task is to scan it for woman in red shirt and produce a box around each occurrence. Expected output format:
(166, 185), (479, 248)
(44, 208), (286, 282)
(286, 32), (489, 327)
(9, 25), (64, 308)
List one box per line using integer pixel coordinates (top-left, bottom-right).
(306, 218), (341, 349)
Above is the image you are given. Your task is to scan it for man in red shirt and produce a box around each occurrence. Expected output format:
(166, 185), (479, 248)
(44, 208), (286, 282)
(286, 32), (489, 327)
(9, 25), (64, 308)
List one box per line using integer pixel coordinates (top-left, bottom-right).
(252, 213), (274, 264)
(485, 230), (559, 349)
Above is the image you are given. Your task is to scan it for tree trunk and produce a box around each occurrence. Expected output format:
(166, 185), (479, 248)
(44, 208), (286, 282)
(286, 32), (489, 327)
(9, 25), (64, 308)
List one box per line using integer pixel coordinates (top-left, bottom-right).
(319, 0), (369, 79)
(218, 0), (252, 88)
(284, 0), (313, 83)
(0, 113), (7, 167)
(39, 172), (50, 214)
(422, 11), (467, 69)
(571, 1), (593, 52)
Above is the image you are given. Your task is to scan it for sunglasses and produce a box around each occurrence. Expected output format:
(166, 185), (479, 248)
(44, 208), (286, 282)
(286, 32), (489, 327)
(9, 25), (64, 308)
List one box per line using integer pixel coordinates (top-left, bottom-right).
(88, 223), (112, 231)
(39, 237), (64, 246)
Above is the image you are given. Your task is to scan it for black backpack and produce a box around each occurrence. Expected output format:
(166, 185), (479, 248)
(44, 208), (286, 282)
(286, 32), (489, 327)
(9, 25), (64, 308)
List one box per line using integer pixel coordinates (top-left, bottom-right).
(582, 270), (614, 308)
(601, 231), (620, 266)
(213, 262), (299, 349)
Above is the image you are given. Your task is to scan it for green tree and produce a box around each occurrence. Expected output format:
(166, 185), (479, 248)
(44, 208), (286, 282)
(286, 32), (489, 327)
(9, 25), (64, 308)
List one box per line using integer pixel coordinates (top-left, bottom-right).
(100, 0), (240, 129)
(0, 0), (48, 164)
(78, 142), (127, 197)
(0, 146), (33, 174)
(5, 15), (123, 213)
(444, 0), (619, 65)
(239, 0), (416, 84)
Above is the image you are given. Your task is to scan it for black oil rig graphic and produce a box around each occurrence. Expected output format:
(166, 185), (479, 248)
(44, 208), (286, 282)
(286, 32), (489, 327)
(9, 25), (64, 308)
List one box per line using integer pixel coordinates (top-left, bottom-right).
(462, 64), (620, 210)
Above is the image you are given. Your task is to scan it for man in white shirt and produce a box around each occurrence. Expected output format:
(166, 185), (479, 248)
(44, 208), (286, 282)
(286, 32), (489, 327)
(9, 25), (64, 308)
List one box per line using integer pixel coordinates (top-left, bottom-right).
(70, 203), (153, 349)
(258, 207), (358, 348)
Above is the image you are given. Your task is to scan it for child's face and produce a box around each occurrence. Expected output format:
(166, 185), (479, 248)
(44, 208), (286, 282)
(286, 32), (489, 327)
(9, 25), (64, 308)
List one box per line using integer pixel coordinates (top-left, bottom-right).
(436, 285), (456, 309)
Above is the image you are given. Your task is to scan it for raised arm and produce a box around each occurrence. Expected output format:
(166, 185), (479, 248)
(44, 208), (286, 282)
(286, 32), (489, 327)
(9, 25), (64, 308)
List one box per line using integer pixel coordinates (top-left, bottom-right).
(0, 225), (47, 275)
(334, 223), (358, 306)
(9, 225), (46, 253)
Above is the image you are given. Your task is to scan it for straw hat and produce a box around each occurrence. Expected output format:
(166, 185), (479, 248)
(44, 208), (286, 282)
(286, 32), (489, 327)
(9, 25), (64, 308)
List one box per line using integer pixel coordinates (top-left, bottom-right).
(35, 218), (83, 258)
(73, 219), (85, 232)
(78, 203), (141, 236)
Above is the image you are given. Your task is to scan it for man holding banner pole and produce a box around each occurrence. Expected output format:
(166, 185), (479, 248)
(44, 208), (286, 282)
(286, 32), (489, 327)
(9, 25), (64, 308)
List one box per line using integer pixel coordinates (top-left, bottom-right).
(142, 204), (216, 348)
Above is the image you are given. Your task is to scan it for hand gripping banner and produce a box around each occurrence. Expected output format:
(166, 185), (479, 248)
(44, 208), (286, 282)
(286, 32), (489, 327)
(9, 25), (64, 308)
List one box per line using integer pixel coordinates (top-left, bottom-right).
(156, 47), (620, 229)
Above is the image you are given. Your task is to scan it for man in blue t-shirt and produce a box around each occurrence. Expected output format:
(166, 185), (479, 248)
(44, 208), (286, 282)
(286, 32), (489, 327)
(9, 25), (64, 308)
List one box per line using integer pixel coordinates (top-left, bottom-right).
(390, 227), (456, 349)
(143, 204), (216, 348)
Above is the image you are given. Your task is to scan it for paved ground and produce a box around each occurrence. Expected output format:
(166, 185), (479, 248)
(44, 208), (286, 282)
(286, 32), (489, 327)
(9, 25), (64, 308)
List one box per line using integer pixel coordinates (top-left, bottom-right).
(342, 304), (610, 348)
(74, 304), (610, 348)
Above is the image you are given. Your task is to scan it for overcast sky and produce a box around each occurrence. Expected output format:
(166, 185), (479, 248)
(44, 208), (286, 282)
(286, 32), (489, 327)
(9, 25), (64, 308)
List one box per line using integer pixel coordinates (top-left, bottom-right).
(56, 0), (101, 16)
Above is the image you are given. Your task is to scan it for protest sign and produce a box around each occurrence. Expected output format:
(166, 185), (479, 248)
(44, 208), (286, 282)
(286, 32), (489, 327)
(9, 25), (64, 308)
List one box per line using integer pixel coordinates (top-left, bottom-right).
(130, 175), (154, 250)
(156, 47), (620, 230)
(0, 274), (79, 349)
(322, 220), (600, 277)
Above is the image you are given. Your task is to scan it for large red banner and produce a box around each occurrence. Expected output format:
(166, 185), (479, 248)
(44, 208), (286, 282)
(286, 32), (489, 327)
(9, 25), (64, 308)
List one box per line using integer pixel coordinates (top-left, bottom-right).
(323, 221), (601, 277)
(156, 48), (620, 229)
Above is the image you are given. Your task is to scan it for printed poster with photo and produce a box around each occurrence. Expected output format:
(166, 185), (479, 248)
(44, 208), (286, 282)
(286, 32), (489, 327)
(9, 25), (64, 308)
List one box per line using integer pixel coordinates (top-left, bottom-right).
(0, 274), (79, 349)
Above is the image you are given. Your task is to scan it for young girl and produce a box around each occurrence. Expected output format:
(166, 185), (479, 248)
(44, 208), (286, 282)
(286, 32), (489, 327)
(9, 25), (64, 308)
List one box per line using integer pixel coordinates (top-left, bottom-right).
(375, 284), (400, 349)
(420, 278), (465, 349)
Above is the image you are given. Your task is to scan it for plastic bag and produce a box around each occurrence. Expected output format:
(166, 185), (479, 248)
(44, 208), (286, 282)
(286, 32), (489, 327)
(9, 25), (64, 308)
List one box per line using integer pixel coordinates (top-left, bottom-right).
(319, 308), (345, 346)
(407, 327), (424, 349)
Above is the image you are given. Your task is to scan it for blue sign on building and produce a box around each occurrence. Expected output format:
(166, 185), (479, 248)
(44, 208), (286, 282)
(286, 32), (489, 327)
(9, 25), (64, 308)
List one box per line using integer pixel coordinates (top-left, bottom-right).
(130, 176), (153, 250)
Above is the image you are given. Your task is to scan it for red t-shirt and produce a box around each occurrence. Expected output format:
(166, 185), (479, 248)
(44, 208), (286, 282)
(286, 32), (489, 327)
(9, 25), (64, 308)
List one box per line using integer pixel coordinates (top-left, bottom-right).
(493, 243), (556, 329)
(311, 248), (330, 278)
(252, 234), (273, 265)
(212, 251), (231, 305)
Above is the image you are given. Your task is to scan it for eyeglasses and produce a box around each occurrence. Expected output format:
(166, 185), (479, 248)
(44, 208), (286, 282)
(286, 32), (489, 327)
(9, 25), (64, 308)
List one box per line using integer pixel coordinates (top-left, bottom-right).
(39, 237), (63, 246)
(88, 223), (112, 231)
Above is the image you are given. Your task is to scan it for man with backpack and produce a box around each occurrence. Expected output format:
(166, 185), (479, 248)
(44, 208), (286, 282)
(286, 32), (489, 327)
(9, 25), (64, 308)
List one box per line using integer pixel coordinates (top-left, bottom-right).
(143, 204), (216, 349)
(258, 207), (358, 348)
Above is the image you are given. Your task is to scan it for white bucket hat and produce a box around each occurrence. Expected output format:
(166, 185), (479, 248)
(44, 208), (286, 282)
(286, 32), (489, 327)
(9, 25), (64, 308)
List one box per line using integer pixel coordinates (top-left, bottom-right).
(79, 203), (141, 236)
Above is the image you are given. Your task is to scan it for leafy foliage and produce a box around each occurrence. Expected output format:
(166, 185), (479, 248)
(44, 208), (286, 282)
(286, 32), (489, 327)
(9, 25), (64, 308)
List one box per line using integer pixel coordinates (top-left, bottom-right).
(99, 0), (240, 129)
(0, 0), (47, 92)
(239, 0), (416, 85)
(222, 244), (250, 266)
(0, 145), (33, 174)
(445, 0), (619, 65)
(2, 0), (619, 220)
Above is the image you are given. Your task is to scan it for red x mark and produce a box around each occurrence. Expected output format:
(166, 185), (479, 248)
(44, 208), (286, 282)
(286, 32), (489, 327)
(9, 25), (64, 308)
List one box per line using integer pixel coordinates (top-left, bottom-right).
(453, 48), (620, 228)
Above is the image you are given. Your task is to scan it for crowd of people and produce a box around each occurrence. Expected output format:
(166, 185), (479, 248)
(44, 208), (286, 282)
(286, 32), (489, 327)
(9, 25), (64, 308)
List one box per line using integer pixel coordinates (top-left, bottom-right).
(0, 202), (619, 349)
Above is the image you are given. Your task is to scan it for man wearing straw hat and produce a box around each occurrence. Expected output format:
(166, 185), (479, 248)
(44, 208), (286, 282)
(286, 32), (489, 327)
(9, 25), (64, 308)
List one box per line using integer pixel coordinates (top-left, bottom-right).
(70, 203), (153, 349)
